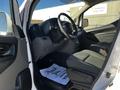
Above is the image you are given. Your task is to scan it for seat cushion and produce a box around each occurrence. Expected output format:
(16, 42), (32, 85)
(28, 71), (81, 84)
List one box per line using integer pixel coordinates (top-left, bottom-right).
(73, 50), (105, 68)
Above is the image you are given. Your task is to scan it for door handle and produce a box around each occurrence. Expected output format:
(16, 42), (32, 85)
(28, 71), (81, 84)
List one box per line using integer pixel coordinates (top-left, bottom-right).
(0, 47), (4, 50)
(0, 45), (15, 57)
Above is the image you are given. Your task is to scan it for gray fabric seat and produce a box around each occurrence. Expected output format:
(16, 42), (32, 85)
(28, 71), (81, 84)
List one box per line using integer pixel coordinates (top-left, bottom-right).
(65, 50), (105, 78)
(73, 50), (105, 69)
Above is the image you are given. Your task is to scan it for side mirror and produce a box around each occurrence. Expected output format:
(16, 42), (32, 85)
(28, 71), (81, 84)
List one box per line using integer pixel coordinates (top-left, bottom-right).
(83, 18), (89, 28)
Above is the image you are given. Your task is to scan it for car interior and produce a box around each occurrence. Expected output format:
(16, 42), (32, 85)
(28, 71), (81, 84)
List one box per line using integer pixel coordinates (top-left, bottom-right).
(28, 11), (118, 90)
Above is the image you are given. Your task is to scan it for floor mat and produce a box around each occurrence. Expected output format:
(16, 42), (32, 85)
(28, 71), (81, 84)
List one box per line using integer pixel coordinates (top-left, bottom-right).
(40, 64), (70, 85)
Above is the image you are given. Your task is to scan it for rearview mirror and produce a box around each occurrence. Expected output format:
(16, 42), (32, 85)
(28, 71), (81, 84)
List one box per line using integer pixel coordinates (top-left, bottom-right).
(83, 18), (88, 28)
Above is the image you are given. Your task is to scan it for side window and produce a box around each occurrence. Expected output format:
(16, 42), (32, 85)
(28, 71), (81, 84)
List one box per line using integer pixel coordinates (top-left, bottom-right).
(0, 13), (7, 32)
(0, 0), (13, 35)
(83, 1), (120, 31)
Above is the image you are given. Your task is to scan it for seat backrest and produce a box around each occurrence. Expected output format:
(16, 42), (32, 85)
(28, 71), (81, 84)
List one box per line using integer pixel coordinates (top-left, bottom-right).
(29, 24), (54, 62)
(29, 24), (44, 41)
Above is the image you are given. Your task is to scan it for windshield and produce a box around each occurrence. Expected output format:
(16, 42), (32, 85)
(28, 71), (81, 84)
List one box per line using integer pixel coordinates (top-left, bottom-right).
(36, 0), (65, 9)
(36, 0), (82, 9)
(32, 0), (85, 23)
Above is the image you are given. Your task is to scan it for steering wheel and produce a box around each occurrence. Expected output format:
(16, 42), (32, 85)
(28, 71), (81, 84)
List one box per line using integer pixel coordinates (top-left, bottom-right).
(57, 13), (78, 39)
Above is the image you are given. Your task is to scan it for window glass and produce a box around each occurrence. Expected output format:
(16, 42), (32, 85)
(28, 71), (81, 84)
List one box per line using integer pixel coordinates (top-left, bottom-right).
(36, 0), (64, 9)
(0, 0), (13, 35)
(0, 14), (7, 32)
(17, 0), (24, 11)
(17, 0), (24, 6)
(83, 1), (120, 31)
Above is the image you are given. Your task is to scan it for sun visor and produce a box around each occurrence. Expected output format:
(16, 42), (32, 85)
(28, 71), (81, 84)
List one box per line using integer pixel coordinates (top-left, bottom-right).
(60, 0), (108, 5)
(85, 0), (108, 5)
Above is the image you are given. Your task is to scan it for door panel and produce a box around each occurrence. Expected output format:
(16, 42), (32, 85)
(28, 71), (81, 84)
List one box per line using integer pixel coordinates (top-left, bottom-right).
(89, 24), (116, 43)
(0, 36), (17, 73)
(0, 37), (29, 90)
(0, 1), (31, 89)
